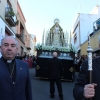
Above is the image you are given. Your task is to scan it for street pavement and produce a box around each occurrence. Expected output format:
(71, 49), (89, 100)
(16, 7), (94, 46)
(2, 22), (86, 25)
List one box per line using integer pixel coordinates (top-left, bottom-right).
(29, 68), (78, 100)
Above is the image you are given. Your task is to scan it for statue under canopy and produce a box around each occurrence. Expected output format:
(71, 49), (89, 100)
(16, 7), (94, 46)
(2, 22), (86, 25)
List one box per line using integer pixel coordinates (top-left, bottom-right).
(50, 19), (64, 46)
(42, 19), (69, 47)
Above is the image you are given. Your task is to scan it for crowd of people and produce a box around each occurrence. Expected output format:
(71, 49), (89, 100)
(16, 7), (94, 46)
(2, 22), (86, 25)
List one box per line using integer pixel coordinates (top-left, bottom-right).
(1, 36), (100, 100)
(74, 54), (100, 72)
(16, 53), (37, 68)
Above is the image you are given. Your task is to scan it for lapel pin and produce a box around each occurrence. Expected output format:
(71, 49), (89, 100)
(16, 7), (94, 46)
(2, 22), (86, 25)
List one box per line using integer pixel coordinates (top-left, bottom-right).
(20, 68), (22, 70)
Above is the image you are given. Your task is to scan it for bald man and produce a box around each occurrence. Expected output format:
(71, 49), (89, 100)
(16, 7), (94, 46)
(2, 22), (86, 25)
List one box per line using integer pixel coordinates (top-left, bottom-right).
(0, 36), (32, 100)
(48, 52), (63, 100)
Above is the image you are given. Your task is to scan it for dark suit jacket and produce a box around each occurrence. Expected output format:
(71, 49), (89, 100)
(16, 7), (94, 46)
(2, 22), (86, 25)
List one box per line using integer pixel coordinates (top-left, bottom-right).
(0, 58), (32, 100)
(48, 57), (63, 79)
(73, 57), (100, 100)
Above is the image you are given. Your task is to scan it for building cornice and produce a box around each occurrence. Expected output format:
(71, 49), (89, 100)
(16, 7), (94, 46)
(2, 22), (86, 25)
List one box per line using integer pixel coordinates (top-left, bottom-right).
(17, 1), (26, 22)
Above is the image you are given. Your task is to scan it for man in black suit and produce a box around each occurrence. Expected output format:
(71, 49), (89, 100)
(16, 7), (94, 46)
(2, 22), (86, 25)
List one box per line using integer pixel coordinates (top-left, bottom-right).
(0, 36), (32, 100)
(48, 52), (63, 100)
(73, 57), (100, 100)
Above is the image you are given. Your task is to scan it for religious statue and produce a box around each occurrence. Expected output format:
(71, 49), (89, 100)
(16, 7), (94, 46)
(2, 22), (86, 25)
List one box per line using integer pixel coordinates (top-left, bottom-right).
(50, 19), (64, 47)
(43, 19), (68, 47)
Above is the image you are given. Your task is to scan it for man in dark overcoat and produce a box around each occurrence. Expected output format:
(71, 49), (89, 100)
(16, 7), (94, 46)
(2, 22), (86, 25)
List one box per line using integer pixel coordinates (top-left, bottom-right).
(48, 52), (63, 100)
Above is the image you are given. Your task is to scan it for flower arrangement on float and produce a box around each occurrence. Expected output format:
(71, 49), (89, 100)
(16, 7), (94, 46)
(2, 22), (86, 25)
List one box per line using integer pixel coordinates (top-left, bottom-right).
(36, 43), (77, 53)
(57, 47), (70, 52)
(42, 46), (56, 51)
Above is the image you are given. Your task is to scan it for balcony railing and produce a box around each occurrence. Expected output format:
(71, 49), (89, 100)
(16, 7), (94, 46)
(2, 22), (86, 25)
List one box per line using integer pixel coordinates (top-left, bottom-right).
(16, 33), (25, 44)
(26, 47), (31, 50)
(16, 33), (21, 38)
(5, 7), (16, 26)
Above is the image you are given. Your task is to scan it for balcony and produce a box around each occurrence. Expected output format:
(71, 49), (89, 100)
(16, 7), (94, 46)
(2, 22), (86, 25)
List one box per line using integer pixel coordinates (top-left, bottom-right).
(16, 33), (21, 38)
(16, 33), (25, 44)
(5, 7), (16, 27)
(27, 47), (31, 50)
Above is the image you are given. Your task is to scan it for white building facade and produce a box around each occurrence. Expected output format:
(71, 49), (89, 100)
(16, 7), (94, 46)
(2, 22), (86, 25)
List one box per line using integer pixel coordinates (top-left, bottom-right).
(0, 0), (17, 57)
(71, 6), (100, 56)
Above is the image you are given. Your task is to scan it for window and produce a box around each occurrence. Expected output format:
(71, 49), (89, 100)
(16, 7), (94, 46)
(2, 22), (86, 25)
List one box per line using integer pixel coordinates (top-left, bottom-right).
(74, 33), (77, 44)
(7, 0), (11, 7)
(21, 46), (23, 55)
(20, 23), (24, 41)
(6, 0), (12, 14)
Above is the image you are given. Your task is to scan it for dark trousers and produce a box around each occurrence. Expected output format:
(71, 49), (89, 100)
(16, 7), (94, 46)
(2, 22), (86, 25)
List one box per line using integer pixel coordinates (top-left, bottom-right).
(50, 79), (63, 98)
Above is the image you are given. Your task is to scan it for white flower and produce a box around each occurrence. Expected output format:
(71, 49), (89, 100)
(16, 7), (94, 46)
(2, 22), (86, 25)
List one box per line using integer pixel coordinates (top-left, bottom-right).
(36, 44), (76, 53)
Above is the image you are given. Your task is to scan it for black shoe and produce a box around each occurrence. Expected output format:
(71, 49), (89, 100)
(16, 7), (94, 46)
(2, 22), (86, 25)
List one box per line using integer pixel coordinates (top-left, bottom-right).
(60, 98), (63, 100)
(50, 95), (55, 98)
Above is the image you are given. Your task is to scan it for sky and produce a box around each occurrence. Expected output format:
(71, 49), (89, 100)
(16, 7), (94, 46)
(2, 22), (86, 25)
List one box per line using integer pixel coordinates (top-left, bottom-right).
(18, 0), (99, 43)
